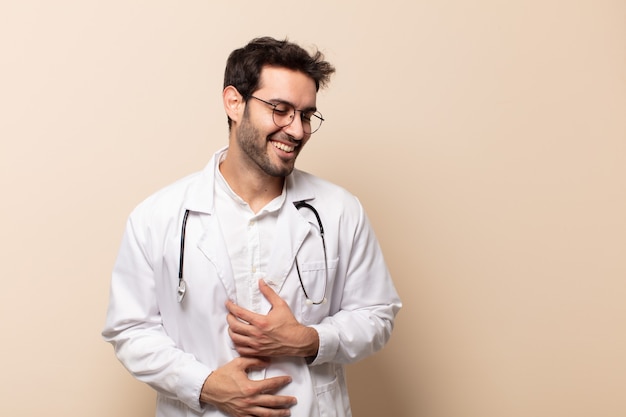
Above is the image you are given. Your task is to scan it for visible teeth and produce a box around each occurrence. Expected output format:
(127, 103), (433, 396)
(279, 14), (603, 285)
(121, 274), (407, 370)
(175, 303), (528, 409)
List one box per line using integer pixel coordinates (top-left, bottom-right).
(272, 141), (295, 153)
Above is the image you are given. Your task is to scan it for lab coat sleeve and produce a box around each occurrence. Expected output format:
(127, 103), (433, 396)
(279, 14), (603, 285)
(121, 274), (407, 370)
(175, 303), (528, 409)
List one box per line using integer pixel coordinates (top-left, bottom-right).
(102, 214), (211, 412)
(309, 198), (401, 366)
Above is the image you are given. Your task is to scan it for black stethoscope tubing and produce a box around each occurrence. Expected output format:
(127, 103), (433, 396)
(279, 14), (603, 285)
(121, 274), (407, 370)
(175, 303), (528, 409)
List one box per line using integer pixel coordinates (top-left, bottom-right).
(293, 201), (328, 305)
(177, 201), (328, 305)
(177, 209), (190, 303)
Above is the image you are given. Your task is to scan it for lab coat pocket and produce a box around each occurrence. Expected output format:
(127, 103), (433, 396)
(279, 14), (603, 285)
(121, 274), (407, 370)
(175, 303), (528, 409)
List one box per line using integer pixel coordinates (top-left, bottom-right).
(155, 395), (187, 417)
(313, 365), (350, 417)
(298, 257), (338, 324)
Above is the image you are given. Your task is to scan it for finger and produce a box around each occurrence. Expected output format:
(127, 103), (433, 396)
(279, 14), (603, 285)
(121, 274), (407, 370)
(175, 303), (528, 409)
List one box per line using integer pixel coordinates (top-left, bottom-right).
(226, 300), (259, 325)
(227, 324), (244, 346)
(245, 400), (295, 417)
(255, 393), (297, 408)
(258, 279), (285, 307)
(227, 312), (250, 334)
(228, 326), (257, 353)
(225, 299), (242, 317)
(257, 375), (294, 394)
(234, 356), (271, 371)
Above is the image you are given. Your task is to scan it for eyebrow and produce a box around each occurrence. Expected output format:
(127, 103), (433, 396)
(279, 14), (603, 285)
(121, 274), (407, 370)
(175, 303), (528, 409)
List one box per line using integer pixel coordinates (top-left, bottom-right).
(269, 97), (317, 113)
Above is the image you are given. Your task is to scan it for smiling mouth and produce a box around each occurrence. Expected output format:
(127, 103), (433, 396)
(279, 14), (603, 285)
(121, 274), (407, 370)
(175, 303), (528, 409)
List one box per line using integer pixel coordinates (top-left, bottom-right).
(271, 140), (296, 153)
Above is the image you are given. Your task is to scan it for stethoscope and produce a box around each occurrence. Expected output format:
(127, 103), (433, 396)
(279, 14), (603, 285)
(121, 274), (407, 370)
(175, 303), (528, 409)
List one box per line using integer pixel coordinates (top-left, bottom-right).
(177, 201), (328, 305)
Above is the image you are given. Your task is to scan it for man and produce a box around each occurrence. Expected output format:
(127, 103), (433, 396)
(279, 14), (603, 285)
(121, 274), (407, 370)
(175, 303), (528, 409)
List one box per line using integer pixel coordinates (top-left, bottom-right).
(103, 36), (401, 417)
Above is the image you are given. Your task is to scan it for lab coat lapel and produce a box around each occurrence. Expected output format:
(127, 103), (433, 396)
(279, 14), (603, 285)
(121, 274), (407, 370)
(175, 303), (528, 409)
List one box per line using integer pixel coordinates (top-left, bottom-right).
(184, 147), (237, 300)
(195, 212), (236, 301)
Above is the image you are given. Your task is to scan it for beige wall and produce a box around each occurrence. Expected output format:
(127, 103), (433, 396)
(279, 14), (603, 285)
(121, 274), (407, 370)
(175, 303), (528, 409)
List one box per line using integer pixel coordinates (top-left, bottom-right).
(1, 1), (625, 416)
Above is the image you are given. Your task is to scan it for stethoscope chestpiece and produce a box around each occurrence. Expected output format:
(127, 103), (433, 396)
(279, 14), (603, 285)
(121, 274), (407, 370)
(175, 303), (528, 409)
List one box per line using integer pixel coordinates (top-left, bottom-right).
(177, 279), (187, 303)
(305, 297), (327, 306)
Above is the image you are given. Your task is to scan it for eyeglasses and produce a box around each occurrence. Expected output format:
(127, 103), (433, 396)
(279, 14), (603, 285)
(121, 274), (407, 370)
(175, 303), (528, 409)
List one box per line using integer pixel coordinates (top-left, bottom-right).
(249, 96), (324, 134)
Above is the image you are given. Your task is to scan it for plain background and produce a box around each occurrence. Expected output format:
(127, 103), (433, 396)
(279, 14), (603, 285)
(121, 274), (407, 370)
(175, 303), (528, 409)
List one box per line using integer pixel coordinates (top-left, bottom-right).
(1, 1), (625, 416)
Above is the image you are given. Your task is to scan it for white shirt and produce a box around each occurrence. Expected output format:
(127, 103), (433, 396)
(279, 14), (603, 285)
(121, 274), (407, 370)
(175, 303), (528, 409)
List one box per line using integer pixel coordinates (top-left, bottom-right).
(214, 152), (285, 311)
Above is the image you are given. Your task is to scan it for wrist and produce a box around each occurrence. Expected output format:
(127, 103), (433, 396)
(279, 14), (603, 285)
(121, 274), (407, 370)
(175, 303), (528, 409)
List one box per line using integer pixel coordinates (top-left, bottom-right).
(199, 372), (215, 405)
(300, 326), (319, 358)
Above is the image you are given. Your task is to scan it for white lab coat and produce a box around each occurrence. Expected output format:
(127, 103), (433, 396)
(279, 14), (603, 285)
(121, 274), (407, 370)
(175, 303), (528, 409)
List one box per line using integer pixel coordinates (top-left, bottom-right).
(103, 148), (401, 417)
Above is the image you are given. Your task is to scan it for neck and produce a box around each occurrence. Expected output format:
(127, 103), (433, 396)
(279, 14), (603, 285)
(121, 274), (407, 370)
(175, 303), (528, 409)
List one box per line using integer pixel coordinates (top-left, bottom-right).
(219, 152), (284, 214)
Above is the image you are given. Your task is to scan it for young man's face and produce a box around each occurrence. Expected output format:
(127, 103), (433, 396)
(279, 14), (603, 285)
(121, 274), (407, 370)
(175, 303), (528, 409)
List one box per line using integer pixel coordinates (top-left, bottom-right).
(235, 66), (318, 178)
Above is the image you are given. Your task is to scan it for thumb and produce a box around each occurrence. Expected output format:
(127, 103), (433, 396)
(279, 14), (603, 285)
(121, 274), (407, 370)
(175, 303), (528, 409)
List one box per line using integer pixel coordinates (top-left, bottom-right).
(237, 356), (270, 372)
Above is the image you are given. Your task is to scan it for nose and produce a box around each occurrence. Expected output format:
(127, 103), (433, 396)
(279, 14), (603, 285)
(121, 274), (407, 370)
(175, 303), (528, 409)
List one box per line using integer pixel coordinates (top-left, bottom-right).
(282, 113), (307, 140)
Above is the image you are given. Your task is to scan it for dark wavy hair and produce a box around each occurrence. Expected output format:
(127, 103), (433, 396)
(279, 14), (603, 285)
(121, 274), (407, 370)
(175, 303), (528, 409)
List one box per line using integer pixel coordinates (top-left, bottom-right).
(223, 37), (335, 128)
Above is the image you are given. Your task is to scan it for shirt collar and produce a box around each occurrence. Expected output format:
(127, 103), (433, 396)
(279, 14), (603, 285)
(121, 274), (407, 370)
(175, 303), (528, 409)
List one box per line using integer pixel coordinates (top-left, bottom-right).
(182, 146), (316, 214)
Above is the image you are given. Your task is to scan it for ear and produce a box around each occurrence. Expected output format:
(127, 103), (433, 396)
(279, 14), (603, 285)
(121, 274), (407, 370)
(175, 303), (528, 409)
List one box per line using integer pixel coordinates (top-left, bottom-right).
(223, 86), (244, 124)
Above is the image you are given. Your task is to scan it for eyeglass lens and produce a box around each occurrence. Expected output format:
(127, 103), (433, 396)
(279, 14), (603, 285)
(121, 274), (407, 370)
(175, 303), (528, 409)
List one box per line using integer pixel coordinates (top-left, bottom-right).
(271, 102), (323, 134)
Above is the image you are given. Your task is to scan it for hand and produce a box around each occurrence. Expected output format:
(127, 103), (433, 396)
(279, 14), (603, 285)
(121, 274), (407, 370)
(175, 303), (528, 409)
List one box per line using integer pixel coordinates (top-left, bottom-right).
(226, 279), (319, 358)
(200, 356), (296, 417)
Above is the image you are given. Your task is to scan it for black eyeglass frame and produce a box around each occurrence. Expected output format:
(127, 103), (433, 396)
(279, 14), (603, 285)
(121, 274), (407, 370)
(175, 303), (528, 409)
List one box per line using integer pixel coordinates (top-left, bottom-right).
(249, 95), (325, 134)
